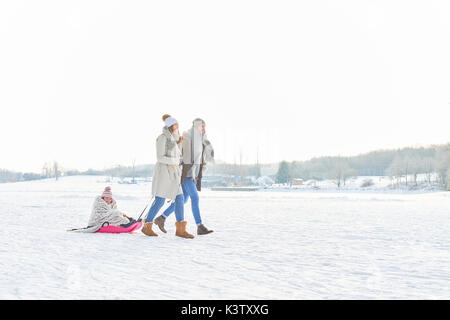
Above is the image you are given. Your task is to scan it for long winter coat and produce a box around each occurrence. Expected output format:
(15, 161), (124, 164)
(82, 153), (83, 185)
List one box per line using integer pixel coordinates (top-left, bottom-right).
(180, 130), (214, 191)
(88, 196), (129, 227)
(151, 126), (183, 200)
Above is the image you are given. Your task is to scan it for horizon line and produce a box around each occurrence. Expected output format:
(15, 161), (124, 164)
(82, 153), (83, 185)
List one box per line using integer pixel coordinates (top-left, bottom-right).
(2, 141), (448, 174)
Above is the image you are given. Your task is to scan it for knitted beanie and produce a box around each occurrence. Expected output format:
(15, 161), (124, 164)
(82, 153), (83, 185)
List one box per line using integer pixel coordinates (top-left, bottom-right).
(162, 114), (178, 128)
(102, 186), (113, 198)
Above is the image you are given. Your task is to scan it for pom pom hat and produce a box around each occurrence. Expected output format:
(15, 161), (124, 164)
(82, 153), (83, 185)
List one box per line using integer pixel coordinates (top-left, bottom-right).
(102, 186), (113, 198)
(162, 114), (178, 128)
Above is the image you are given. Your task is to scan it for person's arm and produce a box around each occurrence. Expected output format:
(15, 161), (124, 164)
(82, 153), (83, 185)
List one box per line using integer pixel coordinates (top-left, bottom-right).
(156, 135), (179, 165)
(108, 199), (131, 220)
(203, 138), (215, 164)
(174, 129), (183, 146)
(181, 132), (191, 164)
(104, 208), (131, 225)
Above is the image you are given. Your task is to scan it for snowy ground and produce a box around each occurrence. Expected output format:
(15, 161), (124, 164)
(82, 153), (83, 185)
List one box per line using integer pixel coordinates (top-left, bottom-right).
(1, 175), (449, 299)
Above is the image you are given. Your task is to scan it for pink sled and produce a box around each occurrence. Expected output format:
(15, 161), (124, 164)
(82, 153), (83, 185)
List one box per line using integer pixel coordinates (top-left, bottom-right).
(96, 222), (143, 234)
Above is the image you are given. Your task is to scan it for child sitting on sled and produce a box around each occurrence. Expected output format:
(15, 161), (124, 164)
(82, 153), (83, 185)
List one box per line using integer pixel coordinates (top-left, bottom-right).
(88, 187), (137, 228)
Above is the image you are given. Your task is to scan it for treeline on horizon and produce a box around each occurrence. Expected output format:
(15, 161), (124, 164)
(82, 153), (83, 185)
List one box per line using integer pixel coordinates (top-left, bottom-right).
(1, 143), (450, 189)
(276, 143), (450, 189)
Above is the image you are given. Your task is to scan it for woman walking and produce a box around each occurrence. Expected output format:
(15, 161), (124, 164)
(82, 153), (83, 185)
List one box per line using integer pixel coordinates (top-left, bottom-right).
(141, 114), (195, 239)
(154, 118), (214, 235)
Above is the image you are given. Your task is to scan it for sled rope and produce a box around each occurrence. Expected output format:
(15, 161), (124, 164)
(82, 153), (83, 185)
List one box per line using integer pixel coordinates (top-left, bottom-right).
(137, 196), (155, 221)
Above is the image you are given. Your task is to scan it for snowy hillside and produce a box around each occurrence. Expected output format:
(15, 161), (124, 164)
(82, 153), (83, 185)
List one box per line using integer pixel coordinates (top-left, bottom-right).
(267, 174), (444, 193)
(1, 176), (449, 299)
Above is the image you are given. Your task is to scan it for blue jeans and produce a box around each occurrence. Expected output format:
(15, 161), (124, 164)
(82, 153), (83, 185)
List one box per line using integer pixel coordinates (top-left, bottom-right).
(162, 178), (202, 225)
(145, 194), (184, 223)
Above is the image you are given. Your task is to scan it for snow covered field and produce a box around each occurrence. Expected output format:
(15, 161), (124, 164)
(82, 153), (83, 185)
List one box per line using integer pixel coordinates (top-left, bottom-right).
(1, 176), (449, 299)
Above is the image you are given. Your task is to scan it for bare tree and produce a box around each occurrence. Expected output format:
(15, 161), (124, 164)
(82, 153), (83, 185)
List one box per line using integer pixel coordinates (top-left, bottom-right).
(330, 158), (354, 188)
(436, 143), (450, 188)
(408, 155), (422, 186)
(42, 162), (52, 178)
(53, 162), (60, 181)
(423, 157), (436, 185)
(131, 158), (136, 184)
(386, 155), (411, 187)
(447, 168), (450, 191)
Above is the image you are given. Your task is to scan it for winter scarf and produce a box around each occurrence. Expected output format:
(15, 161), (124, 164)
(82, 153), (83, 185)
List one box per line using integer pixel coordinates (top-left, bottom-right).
(182, 120), (214, 180)
(189, 120), (205, 178)
(162, 126), (179, 155)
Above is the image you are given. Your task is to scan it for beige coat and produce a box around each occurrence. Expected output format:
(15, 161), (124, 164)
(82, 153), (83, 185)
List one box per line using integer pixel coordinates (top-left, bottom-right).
(181, 130), (214, 176)
(151, 127), (183, 200)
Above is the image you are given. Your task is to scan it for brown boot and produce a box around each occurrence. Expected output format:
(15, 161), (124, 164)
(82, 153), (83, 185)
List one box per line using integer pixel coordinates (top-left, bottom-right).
(197, 224), (214, 235)
(175, 221), (195, 239)
(154, 215), (167, 233)
(141, 222), (158, 237)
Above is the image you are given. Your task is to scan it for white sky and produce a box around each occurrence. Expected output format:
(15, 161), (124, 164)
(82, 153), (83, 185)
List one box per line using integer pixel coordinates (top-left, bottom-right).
(1, 0), (449, 173)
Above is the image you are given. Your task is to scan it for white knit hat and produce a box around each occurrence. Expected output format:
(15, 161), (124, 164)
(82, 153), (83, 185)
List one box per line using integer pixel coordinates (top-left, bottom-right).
(165, 116), (178, 128)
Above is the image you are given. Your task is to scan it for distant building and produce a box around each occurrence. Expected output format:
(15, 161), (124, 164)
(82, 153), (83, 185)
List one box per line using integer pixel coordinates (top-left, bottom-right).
(256, 176), (275, 186)
(291, 178), (304, 186)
